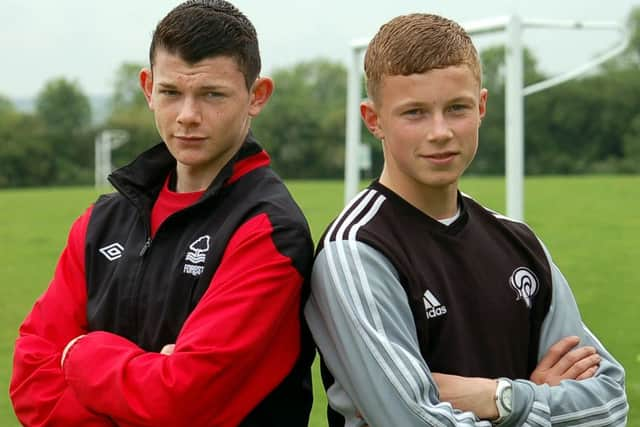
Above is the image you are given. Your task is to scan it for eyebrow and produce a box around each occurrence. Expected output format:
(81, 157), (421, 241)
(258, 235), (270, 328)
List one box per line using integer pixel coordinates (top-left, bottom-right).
(199, 85), (228, 91)
(393, 101), (423, 109)
(156, 82), (229, 91)
(396, 95), (475, 108)
(448, 95), (476, 104)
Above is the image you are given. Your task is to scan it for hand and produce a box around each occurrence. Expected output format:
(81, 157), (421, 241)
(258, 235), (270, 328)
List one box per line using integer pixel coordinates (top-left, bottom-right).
(160, 344), (175, 355)
(530, 336), (600, 386)
(432, 373), (499, 421)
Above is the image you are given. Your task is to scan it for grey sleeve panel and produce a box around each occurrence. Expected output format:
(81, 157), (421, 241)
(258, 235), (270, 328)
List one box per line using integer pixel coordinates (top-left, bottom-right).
(305, 240), (492, 427)
(505, 241), (629, 426)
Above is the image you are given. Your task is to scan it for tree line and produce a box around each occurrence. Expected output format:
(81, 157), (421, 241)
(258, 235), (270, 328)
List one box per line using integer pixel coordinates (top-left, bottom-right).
(1, 8), (639, 188)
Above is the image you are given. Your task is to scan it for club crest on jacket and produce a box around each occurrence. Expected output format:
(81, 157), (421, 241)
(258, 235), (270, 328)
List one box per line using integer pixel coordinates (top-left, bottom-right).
(183, 235), (211, 276)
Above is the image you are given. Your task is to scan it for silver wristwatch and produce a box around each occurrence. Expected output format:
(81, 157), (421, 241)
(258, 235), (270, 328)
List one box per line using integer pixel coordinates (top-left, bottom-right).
(493, 379), (513, 424)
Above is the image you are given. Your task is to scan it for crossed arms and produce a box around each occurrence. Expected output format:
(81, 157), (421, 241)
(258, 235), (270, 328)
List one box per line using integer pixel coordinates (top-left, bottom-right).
(305, 240), (628, 426)
(11, 210), (308, 426)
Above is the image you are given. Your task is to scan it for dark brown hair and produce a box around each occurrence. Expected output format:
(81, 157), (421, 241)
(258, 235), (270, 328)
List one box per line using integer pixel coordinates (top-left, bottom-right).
(149, 0), (261, 89)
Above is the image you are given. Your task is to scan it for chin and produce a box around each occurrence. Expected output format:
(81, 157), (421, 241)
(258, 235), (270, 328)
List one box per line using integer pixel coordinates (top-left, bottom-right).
(421, 175), (459, 189)
(174, 153), (208, 167)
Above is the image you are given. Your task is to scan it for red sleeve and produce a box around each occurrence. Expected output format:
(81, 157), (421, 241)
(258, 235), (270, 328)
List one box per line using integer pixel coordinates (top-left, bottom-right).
(63, 213), (305, 427)
(10, 206), (114, 426)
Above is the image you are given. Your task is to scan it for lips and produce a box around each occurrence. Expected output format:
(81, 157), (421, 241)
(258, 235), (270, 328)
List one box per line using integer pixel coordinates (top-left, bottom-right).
(426, 152), (457, 159)
(419, 151), (459, 166)
(174, 135), (207, 143)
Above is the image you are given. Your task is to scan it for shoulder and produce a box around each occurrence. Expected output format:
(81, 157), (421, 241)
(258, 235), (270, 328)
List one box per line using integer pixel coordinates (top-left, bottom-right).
(92, 191), (127, 210)
(319, 188), (389, 248)
(462, 193), (554, 280)
(88, 192), (129, 223)
(235, 167), (307, 224)
(88, 191), (135, 230)
(462, 192), (542, 241)
(230, 169), (314, 272)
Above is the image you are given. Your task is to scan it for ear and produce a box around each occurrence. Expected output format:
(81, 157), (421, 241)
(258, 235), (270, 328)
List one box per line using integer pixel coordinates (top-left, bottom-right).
(139, 68), (154, 109)
(248, 77), (274, 117)
(478, 88), (488, 121)
(360, 100), (384, 140)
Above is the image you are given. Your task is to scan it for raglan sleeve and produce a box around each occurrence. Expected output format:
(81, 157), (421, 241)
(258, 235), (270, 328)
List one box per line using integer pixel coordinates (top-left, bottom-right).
(501, 240), (628, 426)
(10, 206), (115, 426)
(60, 212), (313, 427)
(305, 239), (494, 427)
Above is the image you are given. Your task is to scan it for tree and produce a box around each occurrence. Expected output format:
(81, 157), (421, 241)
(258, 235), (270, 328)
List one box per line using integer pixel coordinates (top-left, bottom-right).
(252, 59), (348, 178)
(0, 94), (52, 187)
(103, 109), (159, 170)
(603, 5), (640, 70)
(524, 65), (640, 174)
(109, 62), (149, 113)
(35, 78), (93, 184)
(470, 45), (547, 175)
(104, 62), (157, 168)
(0, 94), (14, 116)
(36, 78), (91, 134)
(621, 113), (640, 172)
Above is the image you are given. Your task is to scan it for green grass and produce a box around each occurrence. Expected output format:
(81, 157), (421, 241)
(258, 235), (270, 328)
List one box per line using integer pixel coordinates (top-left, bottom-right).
(1, 177), (639, 426)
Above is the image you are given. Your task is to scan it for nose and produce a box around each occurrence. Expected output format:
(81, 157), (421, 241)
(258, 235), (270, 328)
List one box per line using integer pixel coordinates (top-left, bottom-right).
(427, 113), (453, 143)
(176, 97), (202, 126)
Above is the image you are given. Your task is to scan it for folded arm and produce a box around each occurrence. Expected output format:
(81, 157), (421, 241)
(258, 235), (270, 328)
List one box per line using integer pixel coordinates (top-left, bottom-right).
(432, 243), (628, 426)
(503, 246), (628, 426)
(62, 213), (310, 427)
(10, 207), (114, 426)
(305, 240), (494, 426)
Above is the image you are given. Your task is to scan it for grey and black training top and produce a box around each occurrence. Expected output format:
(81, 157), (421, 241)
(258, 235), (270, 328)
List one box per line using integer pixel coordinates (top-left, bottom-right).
(305, 180), (628, 427)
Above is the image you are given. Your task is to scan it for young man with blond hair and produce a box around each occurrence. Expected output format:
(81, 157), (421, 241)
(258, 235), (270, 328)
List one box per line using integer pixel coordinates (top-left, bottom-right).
(11, 1), (314, 426)
(305, 13), (627, 426)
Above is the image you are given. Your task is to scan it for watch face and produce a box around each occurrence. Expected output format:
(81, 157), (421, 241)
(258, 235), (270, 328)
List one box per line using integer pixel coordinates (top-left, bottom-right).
(500, 385), (513, 411)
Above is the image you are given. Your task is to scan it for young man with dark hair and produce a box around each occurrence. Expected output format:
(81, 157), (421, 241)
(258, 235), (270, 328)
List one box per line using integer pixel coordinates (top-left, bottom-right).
(10, 1), (315, 426)
(305, 13), (628, 426)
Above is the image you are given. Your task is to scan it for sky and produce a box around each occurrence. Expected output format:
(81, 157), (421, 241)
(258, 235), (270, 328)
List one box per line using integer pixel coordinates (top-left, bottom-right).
(2, 0), (637, 99)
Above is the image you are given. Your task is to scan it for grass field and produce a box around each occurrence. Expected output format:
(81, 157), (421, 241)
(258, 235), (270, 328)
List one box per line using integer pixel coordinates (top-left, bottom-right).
(1, 176), (638, 426)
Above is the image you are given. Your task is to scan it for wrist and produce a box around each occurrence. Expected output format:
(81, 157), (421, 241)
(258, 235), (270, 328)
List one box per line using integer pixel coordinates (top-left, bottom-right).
(492, 378), (513, 424)
(477, 377), (502, 421)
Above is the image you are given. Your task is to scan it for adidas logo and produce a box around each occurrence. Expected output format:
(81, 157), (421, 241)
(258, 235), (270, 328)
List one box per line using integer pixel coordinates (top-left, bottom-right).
(423, 290), (447, 319)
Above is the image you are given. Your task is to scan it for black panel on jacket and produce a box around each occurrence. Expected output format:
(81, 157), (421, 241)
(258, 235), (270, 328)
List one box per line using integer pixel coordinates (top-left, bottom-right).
(84, 133), (315, 426)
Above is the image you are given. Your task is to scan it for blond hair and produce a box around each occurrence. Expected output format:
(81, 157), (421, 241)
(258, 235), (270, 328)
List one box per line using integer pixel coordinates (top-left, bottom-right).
(364, 13), (481, 102)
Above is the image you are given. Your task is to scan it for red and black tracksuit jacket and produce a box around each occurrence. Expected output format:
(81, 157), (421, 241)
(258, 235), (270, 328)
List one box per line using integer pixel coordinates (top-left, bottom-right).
(11, 134), (315, 426)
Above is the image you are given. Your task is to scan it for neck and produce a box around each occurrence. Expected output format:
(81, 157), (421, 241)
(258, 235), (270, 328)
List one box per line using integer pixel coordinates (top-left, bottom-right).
(175, 165), (217, 193)
(173, 126), (250, 193)
(175, 151), (233, 193)
(379, 169), (458, 220)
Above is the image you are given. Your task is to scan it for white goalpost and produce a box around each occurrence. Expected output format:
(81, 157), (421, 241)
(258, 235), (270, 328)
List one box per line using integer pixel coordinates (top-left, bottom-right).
(344, 15), (628, 221)
(95, 129), (129, 188)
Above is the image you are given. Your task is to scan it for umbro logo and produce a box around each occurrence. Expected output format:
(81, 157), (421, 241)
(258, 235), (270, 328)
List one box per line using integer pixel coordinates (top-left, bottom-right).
(99, 243), (124, 261)
(423, 290), (447, 319)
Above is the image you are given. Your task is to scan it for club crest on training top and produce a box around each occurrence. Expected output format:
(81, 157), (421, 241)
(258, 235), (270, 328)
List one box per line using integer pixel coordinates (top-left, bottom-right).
(509, 267), (539, 308)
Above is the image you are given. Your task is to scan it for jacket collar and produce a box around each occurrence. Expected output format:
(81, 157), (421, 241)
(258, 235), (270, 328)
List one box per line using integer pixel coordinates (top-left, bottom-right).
(108, 131), (270, 211)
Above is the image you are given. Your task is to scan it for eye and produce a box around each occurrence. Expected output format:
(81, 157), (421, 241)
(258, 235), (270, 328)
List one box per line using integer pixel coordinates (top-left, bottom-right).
(448, 104), (469, 113)
(403, 108), (424, 117)
(159, 89), (179, 97)
(205, 91), (224, 99)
